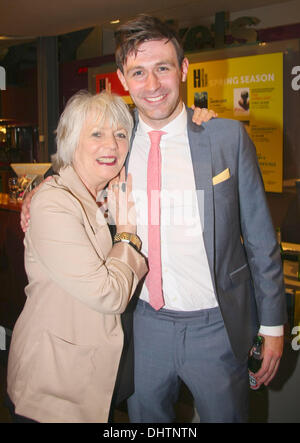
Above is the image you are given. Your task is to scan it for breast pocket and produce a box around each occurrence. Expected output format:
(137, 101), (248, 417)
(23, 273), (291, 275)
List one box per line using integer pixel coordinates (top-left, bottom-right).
(213, 175), (238, 226)
(213, 174), (234, 192)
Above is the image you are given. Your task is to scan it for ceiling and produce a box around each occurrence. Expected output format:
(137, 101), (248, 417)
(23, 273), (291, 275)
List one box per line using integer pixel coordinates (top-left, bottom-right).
(0, 0), (292, 40)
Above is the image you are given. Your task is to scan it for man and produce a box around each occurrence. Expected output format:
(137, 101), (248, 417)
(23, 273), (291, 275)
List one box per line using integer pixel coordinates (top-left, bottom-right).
(114, 15), (286, 423)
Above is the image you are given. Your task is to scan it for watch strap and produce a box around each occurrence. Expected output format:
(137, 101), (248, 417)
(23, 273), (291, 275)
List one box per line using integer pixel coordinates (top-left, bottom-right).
(114, 232), (142, 252)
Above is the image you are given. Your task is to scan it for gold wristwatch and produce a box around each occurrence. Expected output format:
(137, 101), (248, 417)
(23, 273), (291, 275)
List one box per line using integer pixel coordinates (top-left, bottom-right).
(114, 232), (142, 252)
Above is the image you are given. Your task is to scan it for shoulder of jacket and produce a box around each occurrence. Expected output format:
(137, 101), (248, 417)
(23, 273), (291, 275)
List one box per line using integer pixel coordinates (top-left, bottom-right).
(31, 179), (80, 212)
(203, 117), (242, 132)
(186, 107), (242, 132)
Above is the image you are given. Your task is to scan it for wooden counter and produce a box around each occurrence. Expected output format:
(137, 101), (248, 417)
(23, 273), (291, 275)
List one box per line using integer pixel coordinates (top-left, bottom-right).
(0, 202), (27, 330)
(0, 202), (22, 212)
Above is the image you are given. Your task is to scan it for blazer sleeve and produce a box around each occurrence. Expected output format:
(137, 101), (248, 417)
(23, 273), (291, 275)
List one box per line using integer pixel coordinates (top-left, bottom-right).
(237, 123), (287, 326)
(27, 187), (148, 314)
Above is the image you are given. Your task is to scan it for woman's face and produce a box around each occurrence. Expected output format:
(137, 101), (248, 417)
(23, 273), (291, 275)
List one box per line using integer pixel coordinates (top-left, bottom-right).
(73, 115), (129, 196)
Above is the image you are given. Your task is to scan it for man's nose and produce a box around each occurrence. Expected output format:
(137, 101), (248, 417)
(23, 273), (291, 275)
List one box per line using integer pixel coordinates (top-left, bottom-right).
(146, 72), (161, 91)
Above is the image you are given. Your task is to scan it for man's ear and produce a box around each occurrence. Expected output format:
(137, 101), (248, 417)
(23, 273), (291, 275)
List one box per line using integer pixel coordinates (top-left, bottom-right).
(181, 57), (189, 82)
(117, 68), (129, 91)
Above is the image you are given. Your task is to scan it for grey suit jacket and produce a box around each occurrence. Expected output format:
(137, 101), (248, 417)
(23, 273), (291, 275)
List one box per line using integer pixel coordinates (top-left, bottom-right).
(128, 107), (287, 362)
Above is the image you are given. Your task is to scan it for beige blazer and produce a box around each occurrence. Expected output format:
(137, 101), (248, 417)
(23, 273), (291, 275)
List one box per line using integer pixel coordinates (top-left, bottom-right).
(7, 166), (147, 423)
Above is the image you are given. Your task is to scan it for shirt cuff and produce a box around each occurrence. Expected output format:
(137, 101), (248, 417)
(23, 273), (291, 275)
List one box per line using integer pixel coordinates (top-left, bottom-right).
(259, 325), (284, 336)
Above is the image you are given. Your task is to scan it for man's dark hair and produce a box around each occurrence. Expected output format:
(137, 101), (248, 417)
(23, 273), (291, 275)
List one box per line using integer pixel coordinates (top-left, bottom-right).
(115, 14), (185, 73)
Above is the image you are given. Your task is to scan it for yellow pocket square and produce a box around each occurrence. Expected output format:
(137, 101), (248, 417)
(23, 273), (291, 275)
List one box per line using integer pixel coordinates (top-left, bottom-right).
(212, 168), (231, 185)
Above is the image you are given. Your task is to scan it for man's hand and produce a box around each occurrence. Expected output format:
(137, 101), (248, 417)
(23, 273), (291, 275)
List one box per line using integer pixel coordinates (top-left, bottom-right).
(20, 177), (51, 233)
(191, 105), (218, 125)
(252, 334), (284, 387)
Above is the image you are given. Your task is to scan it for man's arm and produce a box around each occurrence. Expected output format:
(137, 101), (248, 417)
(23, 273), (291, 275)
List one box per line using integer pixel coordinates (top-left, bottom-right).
(20, 178), (52, 232)
(20, 192), (33, 232)
(237, 123), (286, 386)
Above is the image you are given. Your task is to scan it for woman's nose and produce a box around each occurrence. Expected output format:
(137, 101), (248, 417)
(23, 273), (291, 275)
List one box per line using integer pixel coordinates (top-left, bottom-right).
(104, 134), (118, 151)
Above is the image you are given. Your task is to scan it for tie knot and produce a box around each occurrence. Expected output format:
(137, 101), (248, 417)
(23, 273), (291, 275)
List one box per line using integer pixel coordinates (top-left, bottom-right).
(148, 130), (166, 146)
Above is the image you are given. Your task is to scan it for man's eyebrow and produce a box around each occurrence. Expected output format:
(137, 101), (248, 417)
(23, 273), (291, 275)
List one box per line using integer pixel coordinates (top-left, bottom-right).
(125, 60), (176, 74)
(126, 65), (144, 74)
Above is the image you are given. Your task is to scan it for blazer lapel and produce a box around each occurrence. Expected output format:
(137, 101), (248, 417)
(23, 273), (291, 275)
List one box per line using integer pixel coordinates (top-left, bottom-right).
(56, 166), (112, 259)
(186, 108), (216, 290)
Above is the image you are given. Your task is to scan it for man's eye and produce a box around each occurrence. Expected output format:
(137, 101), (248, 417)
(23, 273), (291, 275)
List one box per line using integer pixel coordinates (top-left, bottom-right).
(133, 70), (143, 77)
(92, 132), (101, 137)
(158, 66), (168, 72)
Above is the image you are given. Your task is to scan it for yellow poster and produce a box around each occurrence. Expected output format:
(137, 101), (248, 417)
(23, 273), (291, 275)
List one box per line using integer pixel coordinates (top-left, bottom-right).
(187, 53), (283, 192)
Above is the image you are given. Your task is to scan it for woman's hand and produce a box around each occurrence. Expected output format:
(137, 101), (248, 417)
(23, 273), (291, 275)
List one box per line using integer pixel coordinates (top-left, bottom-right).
(191, 105), (218, 125)
(108, 167), (136, 234)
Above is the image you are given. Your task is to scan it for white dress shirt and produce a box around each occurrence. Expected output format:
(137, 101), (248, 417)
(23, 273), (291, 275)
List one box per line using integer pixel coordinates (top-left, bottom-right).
(129, 107), (217, 311)
(128, 106), (283, 335)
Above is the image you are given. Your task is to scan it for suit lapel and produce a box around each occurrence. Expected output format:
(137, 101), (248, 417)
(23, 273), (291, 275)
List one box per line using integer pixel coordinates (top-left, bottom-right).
(186, 108), (216, 290)
(125, 108), (139, 175)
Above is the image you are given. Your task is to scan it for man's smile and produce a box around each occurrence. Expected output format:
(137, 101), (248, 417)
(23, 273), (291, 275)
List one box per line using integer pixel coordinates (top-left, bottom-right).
(144, 94), (167, 103)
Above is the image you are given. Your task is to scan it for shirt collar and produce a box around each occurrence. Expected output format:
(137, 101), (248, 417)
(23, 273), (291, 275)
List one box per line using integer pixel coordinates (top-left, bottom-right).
(137, 104), (187, 139)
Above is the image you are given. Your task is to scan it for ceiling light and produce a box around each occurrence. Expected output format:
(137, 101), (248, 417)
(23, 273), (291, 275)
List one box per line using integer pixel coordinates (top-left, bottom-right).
(110, 19), (120, 25)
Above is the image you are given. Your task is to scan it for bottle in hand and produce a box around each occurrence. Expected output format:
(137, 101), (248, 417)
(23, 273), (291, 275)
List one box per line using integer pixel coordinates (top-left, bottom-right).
(248, 335), (264, 391)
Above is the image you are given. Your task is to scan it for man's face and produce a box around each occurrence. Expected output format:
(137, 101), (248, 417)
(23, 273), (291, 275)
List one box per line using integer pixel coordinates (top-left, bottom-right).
(117, 39), (189, 129)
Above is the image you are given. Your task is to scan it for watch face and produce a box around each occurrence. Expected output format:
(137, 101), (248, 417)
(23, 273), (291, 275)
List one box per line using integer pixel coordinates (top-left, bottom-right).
(114, 233), (141, 251)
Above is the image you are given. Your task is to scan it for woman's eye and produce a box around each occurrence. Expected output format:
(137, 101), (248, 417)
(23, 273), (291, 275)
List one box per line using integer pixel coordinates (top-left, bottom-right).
(115, 132), (127, 139)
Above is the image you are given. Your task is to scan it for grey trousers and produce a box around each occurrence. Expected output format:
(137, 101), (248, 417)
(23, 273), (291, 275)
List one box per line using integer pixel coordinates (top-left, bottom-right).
(127, 300), (249, 423)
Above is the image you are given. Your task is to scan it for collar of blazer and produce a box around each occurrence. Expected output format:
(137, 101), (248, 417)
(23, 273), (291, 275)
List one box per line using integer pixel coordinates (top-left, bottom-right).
(50, 165), (112, 258)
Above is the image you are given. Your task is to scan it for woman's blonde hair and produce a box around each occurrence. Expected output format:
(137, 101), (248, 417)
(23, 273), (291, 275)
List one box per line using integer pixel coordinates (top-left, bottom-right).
(52, 90), (133, 171)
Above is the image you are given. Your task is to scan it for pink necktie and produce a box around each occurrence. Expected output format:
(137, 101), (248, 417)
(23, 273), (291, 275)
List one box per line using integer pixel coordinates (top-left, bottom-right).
(146, 130), (166, 310)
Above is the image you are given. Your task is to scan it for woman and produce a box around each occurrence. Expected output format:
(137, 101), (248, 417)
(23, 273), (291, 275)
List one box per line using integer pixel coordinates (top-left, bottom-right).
(6, 91), (148, 423)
